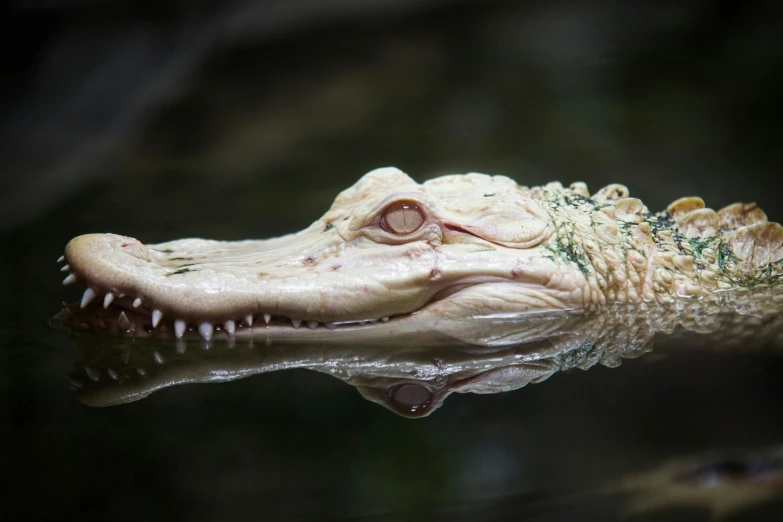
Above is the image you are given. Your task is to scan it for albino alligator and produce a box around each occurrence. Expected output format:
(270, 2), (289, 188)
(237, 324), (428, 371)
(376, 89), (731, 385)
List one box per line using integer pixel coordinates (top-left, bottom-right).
(610, 444), (783, 519)
(58, 167), (783, 346)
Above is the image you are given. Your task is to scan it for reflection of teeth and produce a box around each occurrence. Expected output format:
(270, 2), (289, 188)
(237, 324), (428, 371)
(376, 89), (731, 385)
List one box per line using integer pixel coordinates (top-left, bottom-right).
(244, 315), (253, 327)
(63, 274), (78, 285)
(132, 298), (142, 308)
(291, 318), (302, 329)
(154, 351), (164, 364)
(307, 321), (319, 330)
(174, 320), (186, 339)
(263, 313), (271, 325)
(118, 311), (130, 330)
(152, 310), (162, 328)
(224, 320), (235, 336)
(84, 365), (100, 381)
(103, 293), (115, 309)
(198, 322), (213, 341)
(80, 288), (96, 308)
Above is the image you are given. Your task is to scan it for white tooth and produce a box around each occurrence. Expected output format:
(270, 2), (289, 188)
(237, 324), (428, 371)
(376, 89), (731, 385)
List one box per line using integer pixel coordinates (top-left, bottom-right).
(174, 319), (186, 339)
(133, 297), (142, 308)
(80, 288), (96, 308)
(244, 314), (254, 327)
(60, 264), (70, 272)
(57, 255), (65, 263)
(137, 368), (147, 376)
(224, 320), (235, 336)
(325, 322), (337, 330)
(291, 318), (302, 329)
(118, 311), (130, 330)
(103, 292), (115, 309)
(154, 351), (165, 364)
(198, 322), (213, 341)
(152, 310), (162, 328)
(381, 316), (389, 322)
(369, 318), (378, 324)
(63, 274), (77, 285)
(107, 368), (119, 380)
(263, 313), (271, 325)
(307, 321), (319, 330)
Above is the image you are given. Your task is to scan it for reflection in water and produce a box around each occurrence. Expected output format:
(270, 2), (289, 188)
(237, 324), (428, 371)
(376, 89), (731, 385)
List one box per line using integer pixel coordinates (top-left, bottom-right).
(62, 289), (783, 418)
(611, 445), (783, 519)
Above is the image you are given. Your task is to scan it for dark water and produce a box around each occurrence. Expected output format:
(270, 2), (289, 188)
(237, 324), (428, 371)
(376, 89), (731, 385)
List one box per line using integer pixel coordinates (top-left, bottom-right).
(3, 1), (783, 520)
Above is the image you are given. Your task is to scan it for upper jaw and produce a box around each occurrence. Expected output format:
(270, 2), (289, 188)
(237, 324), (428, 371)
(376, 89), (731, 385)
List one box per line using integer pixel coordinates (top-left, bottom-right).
(60, 226), (584, 341)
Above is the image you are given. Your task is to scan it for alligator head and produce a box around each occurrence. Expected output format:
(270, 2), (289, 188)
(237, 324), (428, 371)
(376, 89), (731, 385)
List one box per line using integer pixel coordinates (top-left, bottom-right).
(58, 166), (783, 345)
(59, 167), (597, 345)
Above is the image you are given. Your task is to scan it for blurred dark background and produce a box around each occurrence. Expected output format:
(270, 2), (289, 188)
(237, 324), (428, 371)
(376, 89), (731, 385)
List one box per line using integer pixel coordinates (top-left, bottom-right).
(1, 0), (783, 520)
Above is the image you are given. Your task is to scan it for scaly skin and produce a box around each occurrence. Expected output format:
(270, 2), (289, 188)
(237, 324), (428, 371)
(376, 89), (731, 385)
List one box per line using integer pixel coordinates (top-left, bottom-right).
(58, 167), (783, 346)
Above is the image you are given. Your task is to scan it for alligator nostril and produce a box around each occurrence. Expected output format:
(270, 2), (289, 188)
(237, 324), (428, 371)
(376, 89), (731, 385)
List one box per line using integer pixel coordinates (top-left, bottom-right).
(118, 237), (151, 262)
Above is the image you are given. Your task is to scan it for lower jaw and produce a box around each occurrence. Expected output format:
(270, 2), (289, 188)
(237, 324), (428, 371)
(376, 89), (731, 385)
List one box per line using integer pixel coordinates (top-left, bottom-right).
(56, 301), (406, 344)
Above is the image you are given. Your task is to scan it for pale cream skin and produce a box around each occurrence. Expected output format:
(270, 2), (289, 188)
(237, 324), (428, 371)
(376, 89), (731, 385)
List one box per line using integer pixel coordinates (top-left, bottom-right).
(59, 167), (783, 345)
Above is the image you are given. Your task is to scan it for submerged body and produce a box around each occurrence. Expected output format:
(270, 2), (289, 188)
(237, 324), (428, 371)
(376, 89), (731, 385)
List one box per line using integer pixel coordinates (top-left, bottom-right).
(58, 167), (783, 346)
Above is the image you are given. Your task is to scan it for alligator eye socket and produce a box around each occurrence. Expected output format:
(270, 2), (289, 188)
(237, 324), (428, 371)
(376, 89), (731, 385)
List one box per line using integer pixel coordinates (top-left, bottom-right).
(381, 201), (425, 235)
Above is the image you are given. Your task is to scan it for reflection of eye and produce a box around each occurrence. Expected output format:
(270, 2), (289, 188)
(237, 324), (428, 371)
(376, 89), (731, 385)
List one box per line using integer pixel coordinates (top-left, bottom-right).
(381, 201), (425, 235)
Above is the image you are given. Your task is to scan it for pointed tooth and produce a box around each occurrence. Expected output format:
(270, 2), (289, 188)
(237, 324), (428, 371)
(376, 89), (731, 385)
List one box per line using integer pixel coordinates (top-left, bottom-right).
(263, 313), (271, 325)
(121, 347), (131, 365)
(132, 297), (142, 308)
(107, 368), (119, 380)
(368, 318), (378, 324)
(57, 255), (65, 263)
(291, 318), (302, 329)
(174, 319), (186, 339)
(198, 322), (213, 341)
(307, 321), (319, 330)
(152, 310), (163, 328)
(60, 264), (70, 272)
(176, 341), (187, 354)
(103, 292), (115, 309)
(154, 351), (165, 365)
(63, 273), (78, 285)
(80, 288), (96, 308)
(137, 368), (147, 376)
(117, 311), (130, 330)
(224, 320), (235, 336)
(244, 314), (254, 327)
(381, 316), (389, 322)
(325, 322), (337, 330)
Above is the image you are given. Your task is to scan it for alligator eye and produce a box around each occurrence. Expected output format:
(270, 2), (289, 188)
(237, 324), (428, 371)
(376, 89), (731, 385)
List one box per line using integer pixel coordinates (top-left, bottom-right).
(381, 201), (425, 235)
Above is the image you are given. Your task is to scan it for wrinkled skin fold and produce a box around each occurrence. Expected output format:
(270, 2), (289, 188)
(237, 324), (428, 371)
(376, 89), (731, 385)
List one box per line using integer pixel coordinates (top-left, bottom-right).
(57, 167), (783, 347)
